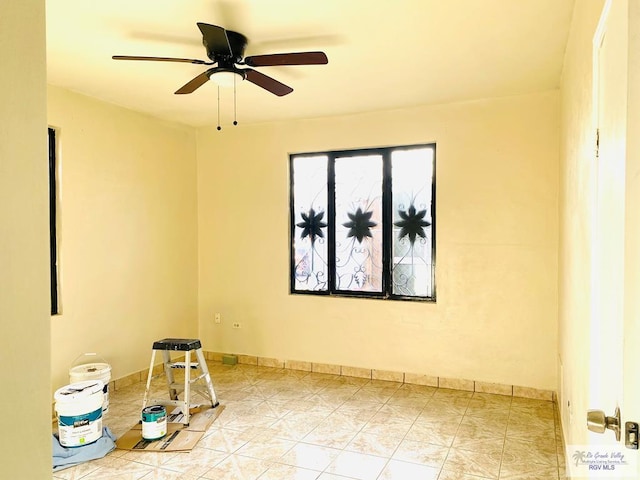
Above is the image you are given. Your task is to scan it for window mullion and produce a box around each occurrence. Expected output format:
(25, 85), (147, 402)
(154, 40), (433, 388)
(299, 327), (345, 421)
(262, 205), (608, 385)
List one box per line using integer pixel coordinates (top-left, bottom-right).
(382, 151), (392, 298)
(327, 154), (337, 293)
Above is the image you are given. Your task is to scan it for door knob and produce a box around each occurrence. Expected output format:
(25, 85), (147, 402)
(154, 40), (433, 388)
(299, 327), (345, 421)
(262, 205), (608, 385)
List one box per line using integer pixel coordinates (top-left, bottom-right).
(587, 406), (621, 441)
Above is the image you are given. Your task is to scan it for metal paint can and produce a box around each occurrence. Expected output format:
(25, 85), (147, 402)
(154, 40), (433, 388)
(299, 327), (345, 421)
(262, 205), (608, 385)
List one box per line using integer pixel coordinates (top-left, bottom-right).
(141, 405), (167, 440)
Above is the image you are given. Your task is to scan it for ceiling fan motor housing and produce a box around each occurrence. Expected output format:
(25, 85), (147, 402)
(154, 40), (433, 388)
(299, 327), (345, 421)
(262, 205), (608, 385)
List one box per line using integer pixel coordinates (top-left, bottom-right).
(205, 29), (247, 66)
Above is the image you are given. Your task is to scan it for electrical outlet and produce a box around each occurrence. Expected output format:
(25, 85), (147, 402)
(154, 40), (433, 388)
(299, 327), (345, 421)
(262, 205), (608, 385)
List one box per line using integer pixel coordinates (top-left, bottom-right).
(214, 313), (221, 324)
(232, 322), (241, 329)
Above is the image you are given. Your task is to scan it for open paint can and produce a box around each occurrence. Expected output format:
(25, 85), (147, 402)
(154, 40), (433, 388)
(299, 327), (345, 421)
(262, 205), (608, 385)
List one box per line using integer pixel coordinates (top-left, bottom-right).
(141, 405), (167, 440)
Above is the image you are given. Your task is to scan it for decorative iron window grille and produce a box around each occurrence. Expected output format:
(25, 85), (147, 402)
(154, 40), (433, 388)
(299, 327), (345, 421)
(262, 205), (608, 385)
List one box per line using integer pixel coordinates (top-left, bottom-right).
(289, 144), (436, 301)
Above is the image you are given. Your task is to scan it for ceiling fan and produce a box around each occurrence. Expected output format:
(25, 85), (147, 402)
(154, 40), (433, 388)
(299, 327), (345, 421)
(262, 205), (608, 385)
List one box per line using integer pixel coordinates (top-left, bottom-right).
(113, 22), (328, 97)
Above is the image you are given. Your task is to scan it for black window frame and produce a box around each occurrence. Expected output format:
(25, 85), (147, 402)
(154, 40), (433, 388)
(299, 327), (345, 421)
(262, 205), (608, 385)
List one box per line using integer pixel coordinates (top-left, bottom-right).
(289, 143), (436, 302)
(48, 127), (59, 315)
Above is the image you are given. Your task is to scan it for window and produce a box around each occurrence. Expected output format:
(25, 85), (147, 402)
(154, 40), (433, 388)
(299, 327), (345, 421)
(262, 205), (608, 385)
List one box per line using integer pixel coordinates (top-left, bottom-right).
(48, 127), (60, 315)
(290, 144), (436, 301)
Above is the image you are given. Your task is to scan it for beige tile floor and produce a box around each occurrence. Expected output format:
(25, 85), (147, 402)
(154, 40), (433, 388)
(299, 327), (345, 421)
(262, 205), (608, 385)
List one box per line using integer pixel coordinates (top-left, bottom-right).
(53, 362), (567, 480)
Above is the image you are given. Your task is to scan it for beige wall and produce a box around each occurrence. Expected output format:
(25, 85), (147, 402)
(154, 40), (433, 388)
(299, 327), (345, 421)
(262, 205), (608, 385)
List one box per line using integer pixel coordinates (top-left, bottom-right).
(0, 0), (51, 476)
(197, 91), (559, 390)
(47, 86), (199, 391)
(558, 0), (605, 445)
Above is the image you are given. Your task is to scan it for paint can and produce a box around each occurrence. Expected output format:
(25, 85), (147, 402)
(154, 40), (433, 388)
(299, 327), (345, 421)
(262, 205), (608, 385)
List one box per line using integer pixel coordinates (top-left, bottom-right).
(69, 353), (111, 412)
(54, 380), (104, 447)
(141, 405), (167, 440)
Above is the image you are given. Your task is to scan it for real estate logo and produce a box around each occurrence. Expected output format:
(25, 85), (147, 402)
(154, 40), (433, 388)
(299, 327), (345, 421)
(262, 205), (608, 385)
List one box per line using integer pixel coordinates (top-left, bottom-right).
(566, 444), (637, 478)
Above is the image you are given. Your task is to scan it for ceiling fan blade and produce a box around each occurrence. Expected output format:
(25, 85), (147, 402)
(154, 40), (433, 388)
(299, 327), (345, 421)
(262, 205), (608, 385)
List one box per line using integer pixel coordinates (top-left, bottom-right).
(197, 23), (232, 57)
(175, 71), (211, 95)
(244, 69), (293, 96)
(244, 51), (328, 67)
(112, 55), (212, 65)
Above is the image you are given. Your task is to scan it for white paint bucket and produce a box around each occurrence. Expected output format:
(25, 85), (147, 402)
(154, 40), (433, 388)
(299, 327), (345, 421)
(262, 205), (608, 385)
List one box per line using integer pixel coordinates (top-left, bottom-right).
(141, 405), (167, 441)
(54, 380), (104, 447)
(69, 353), (111, 412)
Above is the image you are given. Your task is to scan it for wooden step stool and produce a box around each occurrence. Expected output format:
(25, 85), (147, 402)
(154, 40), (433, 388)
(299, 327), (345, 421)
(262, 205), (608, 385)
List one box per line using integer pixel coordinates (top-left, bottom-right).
(142, 338), (219, 425)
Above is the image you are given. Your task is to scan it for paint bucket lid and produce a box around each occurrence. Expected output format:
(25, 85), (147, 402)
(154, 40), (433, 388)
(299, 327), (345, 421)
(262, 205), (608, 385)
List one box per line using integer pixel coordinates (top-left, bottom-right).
(54, 380), (104, 403)
(142, 405), (167, 422)
(69, 363), (111, 376)
(70, 353), (110, 370)
(142, 405), (166, 415)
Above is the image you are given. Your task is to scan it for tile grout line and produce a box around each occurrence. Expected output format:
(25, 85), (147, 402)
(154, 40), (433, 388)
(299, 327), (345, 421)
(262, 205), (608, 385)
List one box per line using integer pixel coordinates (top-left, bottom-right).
(372, 382), (434, 480)
(497, 398), (515, 480)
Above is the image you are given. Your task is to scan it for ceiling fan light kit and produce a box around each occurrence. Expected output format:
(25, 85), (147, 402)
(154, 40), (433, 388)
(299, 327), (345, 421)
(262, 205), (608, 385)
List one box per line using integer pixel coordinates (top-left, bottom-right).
(113, 22), (328, 129)
(208, 69), (244, 87)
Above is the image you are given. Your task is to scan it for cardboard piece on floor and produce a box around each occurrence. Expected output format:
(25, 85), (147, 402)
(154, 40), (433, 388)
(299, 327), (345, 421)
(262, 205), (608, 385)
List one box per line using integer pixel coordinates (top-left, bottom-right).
(115, 405), (224, 452)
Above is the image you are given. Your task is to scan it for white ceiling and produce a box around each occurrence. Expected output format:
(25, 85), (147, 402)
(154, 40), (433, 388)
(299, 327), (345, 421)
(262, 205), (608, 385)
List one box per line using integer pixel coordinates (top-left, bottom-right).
(46, 0), (575, 127)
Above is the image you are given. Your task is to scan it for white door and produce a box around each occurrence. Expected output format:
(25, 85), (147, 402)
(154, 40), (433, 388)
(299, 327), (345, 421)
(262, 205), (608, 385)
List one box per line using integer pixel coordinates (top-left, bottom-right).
(622, 0), (640, 477)
(588, 0), (640, 478)
(588, 0), (626, 454)
(589, 0), (640, 479)
(567, 1), (640, 477)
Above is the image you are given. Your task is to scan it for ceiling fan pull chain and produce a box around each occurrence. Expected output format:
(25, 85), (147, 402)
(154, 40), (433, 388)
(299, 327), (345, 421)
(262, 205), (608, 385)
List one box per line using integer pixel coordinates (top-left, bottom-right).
(216, 86), (222, 131)
(233, 74), (238, 126)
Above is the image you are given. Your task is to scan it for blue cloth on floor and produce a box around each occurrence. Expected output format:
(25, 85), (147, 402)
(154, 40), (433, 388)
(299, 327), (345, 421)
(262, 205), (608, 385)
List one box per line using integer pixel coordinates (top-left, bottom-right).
(52, 426), (116, 471)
